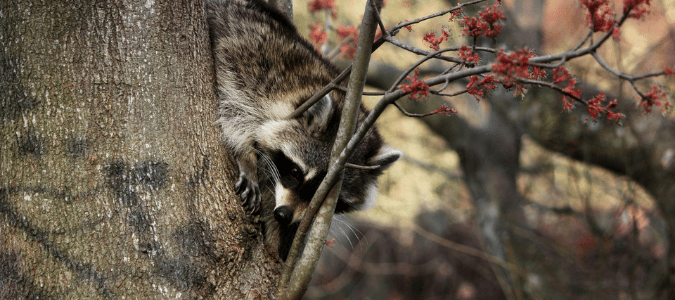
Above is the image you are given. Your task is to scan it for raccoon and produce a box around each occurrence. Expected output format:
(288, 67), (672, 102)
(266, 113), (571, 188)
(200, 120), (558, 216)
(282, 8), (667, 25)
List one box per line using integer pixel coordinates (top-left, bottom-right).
(206, 0), (401, 260)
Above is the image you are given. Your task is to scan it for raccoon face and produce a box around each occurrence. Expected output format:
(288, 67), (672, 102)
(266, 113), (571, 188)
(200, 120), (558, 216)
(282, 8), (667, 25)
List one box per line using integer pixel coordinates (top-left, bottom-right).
(264, 145), (401, 227)
(257, 121), (333, 226)
(268, 149), (323, 226)
(256, 94), (402, 227)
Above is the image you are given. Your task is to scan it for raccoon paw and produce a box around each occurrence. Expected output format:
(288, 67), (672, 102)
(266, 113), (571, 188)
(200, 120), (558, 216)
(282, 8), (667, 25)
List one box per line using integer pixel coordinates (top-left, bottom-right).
(234, 154), (261, 213)
(235, 173), (261, 213)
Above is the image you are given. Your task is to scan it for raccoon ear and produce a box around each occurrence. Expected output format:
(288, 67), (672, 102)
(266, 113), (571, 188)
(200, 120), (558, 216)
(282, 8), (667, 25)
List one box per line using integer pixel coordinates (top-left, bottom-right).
(368, 146), (402, 171)
(304, 94), (333, 132)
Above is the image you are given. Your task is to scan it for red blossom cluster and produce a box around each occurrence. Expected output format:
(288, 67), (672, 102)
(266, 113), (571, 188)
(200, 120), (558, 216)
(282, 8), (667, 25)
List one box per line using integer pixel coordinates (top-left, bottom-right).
(308, 23), (327, 50)
(639, 85), (670, 114)
(492, 49), (537, 79)
(336, 25), (359, 58)
(466, 74), (497, 101)
(458, 45), (479, 63)
(308, 0), (337, 19)
(433, 105), (457, 116)
(580, 0), (653, 33)
(449, 8), (462, 22)
(552, 67), (624, 122)
(552, 67), (582, 111)
(587, 93), (623, 122)
(665, 68), (674, 75)
(398, 69), (430, 101)
(581, 0), (615, 32)
(562, 97), (575, 111)
(612, 27), (622, 41)
(623, 0), (651, 19)
(460, 4), (505, 38)
(552, 66), (571, 83)
(491, 48), (545, 95)
(423, 30), (450, 51)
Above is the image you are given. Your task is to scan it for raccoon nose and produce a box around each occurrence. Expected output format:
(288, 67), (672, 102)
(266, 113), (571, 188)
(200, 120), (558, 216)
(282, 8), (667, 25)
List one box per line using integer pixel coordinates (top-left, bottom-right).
(274, 206), (293, 226)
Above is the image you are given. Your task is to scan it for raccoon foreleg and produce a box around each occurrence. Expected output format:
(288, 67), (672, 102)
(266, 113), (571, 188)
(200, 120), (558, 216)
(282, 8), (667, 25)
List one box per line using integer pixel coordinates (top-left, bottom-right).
(234, 151), (261, 212)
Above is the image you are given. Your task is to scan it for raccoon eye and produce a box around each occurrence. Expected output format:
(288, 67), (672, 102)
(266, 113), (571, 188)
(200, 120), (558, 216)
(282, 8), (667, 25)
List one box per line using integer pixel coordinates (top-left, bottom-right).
(290, 167), (303, 180)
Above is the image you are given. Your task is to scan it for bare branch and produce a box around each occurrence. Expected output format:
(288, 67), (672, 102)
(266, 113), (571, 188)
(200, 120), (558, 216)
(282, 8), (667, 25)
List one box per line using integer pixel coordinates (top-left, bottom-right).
(386, 46), (495, 93)
(284, 68), (350, 120)
(345, 163), (381, 170)
(411, 224), (527, 276)
(335, 85), (386, 96)
(385, 37), (496, 66)
(284, 35), (388, 120)
(572, 29), (593, 51)
(385, 37), (464, 64)
(591, 51), (666, 82)
(327, 36), (354, 61)
(392, 102), (438, 118)
(513, 76), (589, 107)
(431, 89), (468, 98)
(370, 0), (388, 39)
(390, 0), (488, 33)
(280, 1), (383, 298)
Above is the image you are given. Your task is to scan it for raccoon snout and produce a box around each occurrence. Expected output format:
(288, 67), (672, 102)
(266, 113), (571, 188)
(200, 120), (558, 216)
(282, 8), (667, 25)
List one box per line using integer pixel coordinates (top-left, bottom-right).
(274, 206), (293, 226)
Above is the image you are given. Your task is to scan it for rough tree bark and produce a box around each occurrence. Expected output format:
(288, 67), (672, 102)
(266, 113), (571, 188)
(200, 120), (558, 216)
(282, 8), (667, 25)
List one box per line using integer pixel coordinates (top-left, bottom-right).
(1, 1), (279, 299)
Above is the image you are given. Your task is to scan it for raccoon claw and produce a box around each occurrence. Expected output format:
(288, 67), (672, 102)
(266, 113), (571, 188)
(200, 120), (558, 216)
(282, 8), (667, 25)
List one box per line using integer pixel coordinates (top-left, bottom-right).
(235, 174), (261, 213)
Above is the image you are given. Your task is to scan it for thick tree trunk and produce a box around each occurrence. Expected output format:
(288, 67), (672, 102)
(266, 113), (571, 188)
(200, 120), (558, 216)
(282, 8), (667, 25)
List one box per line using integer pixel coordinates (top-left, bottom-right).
(0, 1), (278, 299)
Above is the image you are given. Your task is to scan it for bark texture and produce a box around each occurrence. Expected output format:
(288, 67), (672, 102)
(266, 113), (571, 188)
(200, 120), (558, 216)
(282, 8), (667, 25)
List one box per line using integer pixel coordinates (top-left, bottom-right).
(0, 1), (279, 299)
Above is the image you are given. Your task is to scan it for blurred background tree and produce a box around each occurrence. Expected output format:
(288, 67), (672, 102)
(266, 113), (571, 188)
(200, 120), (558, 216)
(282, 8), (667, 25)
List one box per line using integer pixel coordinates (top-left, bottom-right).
(297, 0), (675, 299)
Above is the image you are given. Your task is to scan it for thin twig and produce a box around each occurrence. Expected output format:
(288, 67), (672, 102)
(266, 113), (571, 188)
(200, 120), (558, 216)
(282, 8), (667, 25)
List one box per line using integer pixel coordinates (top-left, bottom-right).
(345, 163), (381, 170)
(431, 89), (468, 98)
(370, 0), (388, 39)
(390, 0), (487, 33)
(442, 62), (462, 75)
(411, 223), (527, 276)
(388, 47), (480, 93)
(327, 36), (354, 61)
(392, 102), (438, 117)
(573, 29), (593, 51)
(513, 76), (589, 107)
(385, 37), (496, 66)
(320, 9), (332, 54)
(385, 37), (466, 64)
(285, 36), (388, 120)
(528, 56), (567, 69)
(591, 51), (667, 100)
(591, 51), (665, 81)
(335, 85), (386, 96)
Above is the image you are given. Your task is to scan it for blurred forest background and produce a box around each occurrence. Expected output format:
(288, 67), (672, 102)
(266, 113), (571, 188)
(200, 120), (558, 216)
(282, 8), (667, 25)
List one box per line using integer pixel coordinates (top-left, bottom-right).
(291, 0), (675, 299)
